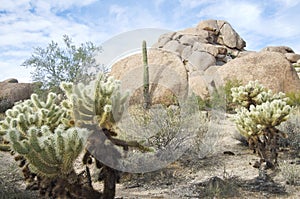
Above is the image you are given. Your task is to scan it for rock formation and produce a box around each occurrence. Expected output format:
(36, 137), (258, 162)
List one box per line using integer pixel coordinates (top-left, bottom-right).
(110, 19), (300, 104)
(217, 51), (300, 93)
(0, 78), (34, 106)
(110, 48), (188, 105)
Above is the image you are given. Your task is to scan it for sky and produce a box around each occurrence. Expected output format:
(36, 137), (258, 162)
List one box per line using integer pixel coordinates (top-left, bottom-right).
(1, 0), (300, 83)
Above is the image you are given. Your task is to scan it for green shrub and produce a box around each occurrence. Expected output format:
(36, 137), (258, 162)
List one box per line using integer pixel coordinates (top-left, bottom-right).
(286, 91), (300, 107)
(196, 79), (242, 112)
(196, 95), (211, 111)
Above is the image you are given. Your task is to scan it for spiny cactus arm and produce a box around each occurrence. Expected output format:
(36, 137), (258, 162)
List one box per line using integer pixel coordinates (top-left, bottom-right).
(41, 138), (61, 165)
(27, 150), (61, 178)
(62, 128), (90, 175)
(0, 121), (9, 136)
(234, 107), (263, 137)
(250, 100), (291, 127)
(111, 90), (128, 123)
(231, 80), (268, 108)
(28, 128), (42, 153)
(8, 129), (30, 154)
(31, 94), (43, 109)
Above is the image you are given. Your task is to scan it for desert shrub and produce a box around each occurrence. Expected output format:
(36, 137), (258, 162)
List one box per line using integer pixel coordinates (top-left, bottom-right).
(196, 95), (211, 111)
(232, 80), (291, 169)
(279, 161), (300, 185)
(122, 101), (203, 151)
(278, 108), (300, 156)
(0, 96), (13, 113)
(196, 166), (239, 198)
(286, 91), (300, 107)
(196, 79), (242, 112)
(192, 113), (223, 158)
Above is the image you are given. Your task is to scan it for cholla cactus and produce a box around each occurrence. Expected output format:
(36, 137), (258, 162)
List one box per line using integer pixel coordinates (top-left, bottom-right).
(0, 72), (147, 198)
(0, 92), (71, 150)
(60, 72), (128, 132)
(232, 81), (291, 169)
(0, 91), (96, 197)
(61, 72), (148, 199)
(8, 126), (89, 178)
(231, 80), (288, 109)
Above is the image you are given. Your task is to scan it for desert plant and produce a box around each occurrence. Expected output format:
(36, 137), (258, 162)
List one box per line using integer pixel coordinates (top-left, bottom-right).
(286, 91), (300, 107)
(232, 80), (291, 169)
(278, 108), (300, 157)
(279, 160), (300, 185)
(0, 91), (101, 198)
(60, 72), (152, 198)
(196, 79), (242, 112)
(142, 40), (151, 109)
(197, 165), (239, 198)
(22, 35), (104, 97)
(195, 95), (211, 111)
(0, 72), (152, 198)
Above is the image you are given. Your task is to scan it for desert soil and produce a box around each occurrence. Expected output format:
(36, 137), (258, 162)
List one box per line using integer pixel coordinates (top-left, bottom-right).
(0, 115), (299, 199)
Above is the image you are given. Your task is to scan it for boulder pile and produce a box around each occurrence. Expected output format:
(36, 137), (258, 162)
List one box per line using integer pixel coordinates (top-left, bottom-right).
(110, 19), (300, 105)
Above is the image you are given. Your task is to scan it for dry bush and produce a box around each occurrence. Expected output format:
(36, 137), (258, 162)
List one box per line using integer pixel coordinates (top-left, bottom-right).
(279, 161), (300, 185)
(279, 108), (300, 157)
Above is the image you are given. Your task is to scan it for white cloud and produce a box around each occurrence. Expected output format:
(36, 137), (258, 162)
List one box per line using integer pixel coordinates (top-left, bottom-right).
(1, 0), (300, 82)
(178, 0), (213, 9)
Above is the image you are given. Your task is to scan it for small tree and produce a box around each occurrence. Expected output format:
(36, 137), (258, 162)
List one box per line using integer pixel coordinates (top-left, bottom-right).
(232, 81), (291, 169)
(22, 35), (103, 95)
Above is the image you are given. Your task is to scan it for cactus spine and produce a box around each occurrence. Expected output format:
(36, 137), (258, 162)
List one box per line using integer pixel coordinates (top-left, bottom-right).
(143, 40), (151, 109)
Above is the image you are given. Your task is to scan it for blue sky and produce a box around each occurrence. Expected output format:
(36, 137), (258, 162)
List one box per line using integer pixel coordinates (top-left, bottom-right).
(1, 0), (300, 82)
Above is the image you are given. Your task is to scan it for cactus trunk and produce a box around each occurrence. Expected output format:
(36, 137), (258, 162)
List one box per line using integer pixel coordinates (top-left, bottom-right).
(143, 40), (150, 109)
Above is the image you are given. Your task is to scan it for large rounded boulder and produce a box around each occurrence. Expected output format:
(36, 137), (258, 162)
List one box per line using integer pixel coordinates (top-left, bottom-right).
(217, 51), (300, 93)
(110, 48), (188, 106)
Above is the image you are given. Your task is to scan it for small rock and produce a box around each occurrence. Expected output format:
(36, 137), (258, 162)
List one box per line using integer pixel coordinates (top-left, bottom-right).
(3, 78), (18, 83)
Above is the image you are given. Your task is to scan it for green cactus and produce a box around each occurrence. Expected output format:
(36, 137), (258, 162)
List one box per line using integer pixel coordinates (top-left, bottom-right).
(61, 72), (151, 198)
(0, 91), (96, 197)
(60, 72), (128, 132)
(0, 72), (151, 198)
(142, 40), (151, 109)
(0, 92), (72, 151)
(8, 126), (89, 178)
(232, 81), (291, 169)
